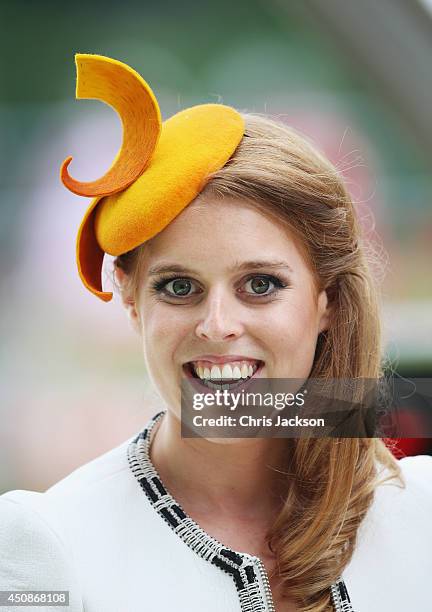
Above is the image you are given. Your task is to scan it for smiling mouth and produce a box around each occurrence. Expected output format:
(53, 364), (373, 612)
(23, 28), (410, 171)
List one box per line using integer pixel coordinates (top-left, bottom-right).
(183, 360), (265, 391)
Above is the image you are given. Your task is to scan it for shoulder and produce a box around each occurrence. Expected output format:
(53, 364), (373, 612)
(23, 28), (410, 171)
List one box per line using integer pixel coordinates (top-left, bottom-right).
(1, 432), (139, 525)
(0, 433), (140, 610)
(396, 453), (432, 496)
(47, 432), (136, 496)
(372, 453), (432, 518)
(343, 454), (432, 611)
(359, 453), (432, 549)
(0, 493), (83, 611)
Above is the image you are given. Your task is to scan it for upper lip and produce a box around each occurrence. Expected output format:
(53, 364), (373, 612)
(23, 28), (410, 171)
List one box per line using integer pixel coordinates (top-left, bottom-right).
(185, 354), (263, 365)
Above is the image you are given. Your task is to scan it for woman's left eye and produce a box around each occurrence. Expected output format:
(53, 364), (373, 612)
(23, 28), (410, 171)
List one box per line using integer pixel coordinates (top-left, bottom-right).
(240, 275), (287, 297)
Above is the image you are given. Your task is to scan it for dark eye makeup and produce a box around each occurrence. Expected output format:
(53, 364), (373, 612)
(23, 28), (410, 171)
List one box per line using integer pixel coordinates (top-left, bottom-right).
(149, 273), (290, 301)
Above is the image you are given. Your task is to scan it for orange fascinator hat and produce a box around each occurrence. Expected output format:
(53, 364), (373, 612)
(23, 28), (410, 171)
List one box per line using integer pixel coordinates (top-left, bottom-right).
(61, 53), (245, 302)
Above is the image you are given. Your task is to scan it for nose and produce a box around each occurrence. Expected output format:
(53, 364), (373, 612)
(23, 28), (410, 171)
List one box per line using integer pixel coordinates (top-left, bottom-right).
(195, 286), (244, 342)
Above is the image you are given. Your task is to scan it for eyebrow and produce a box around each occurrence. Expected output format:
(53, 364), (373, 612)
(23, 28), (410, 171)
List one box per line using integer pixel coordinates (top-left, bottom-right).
(148, 259), (294, 276)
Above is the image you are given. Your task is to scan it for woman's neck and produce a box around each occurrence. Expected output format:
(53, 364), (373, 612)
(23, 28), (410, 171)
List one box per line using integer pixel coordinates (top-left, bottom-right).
(150, 410), (290, 521)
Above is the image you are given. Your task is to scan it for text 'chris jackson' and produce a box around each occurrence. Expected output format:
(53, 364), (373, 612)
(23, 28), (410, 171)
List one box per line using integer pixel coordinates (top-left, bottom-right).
(192, 414), (325, 428)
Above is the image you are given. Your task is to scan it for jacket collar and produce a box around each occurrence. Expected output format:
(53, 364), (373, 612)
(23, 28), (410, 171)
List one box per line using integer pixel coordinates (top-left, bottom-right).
(127, 411), (352, 612)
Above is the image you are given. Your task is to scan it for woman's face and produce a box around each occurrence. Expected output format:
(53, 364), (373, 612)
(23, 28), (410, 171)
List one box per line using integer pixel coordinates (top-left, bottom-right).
(122, 197), (331, 415)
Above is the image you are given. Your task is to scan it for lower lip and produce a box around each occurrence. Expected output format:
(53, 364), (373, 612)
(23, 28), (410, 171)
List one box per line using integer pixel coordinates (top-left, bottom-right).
(181, 361), (265, 393)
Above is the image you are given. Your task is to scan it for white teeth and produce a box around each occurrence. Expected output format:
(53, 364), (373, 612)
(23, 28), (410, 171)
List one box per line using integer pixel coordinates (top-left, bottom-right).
(232, 366), (242, 379)
(190, 360), (261, 382)
(221, 364), (233, 379)
(210, 365), (222, 380)
(241, 363), (249, 378)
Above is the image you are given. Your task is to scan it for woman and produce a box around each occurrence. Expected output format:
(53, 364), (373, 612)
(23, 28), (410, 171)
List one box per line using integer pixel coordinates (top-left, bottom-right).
(1, 54), (431, 612)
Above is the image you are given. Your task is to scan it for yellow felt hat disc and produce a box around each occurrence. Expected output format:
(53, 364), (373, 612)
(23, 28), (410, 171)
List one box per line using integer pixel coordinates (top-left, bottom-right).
(95, 103), (244, 254)
(62, 54), (245, 302)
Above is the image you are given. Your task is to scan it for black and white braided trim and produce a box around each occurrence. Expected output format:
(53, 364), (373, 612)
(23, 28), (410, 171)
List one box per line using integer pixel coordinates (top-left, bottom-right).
(127, 411), (354, 612)
(330, 579), (354, 612)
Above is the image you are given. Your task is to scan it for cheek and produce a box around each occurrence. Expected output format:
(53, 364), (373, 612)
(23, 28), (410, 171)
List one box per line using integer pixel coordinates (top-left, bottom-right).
(258, 295), (320, 375)
(264, 297), (319, 342)
(140, 303), (190, 363)
(291, 300), (319, 340)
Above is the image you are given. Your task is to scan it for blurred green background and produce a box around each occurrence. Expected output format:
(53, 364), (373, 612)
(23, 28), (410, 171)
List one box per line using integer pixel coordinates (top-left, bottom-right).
(1, 0), (431, 492)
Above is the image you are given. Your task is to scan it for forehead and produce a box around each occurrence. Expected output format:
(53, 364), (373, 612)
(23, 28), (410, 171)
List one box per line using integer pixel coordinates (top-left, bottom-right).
(142, 197), (307, 270)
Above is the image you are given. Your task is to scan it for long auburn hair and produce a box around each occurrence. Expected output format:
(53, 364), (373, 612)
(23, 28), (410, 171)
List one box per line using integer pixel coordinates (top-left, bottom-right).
(114, 113), (403, 611)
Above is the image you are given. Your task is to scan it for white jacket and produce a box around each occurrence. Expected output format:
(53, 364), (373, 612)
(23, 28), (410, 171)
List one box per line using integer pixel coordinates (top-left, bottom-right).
(1, 413), (431, 612)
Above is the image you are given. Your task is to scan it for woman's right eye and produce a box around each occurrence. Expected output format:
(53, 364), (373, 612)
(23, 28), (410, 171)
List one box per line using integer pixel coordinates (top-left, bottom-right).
(151, 277), (202, 298)
(165, 278), (194, 296)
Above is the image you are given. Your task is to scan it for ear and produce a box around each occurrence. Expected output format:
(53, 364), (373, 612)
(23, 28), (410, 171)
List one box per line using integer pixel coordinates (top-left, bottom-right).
(114, 266), (141, 334)
(317, 289), (332, 333)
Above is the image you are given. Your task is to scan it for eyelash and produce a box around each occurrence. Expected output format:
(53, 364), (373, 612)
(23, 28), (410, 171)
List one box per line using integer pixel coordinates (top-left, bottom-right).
(149, 274), (289, 301)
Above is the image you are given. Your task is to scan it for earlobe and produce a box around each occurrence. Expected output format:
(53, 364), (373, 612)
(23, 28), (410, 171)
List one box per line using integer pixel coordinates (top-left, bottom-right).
(124, 296), (138, 318)
(123, 293), (140, 330)
(124, 297), (141, 335)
